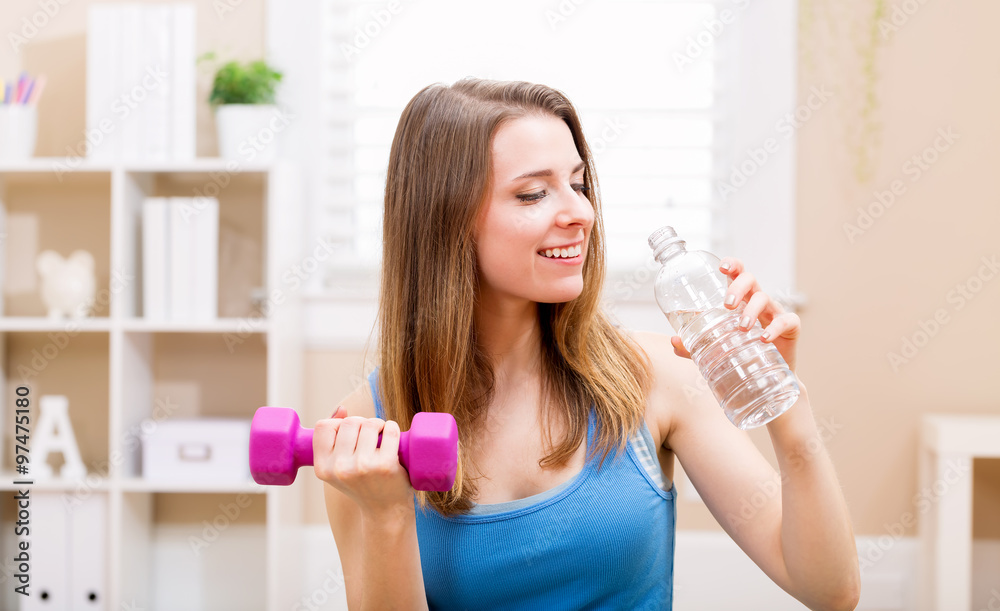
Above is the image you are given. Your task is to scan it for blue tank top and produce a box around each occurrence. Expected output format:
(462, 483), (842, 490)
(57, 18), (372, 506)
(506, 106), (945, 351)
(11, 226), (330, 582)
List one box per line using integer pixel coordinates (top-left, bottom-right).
(368, 368), (676, 610)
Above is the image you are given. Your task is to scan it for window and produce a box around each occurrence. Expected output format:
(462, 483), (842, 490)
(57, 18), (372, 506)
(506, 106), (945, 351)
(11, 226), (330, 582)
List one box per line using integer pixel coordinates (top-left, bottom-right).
(269, 0), (800, 343)
(317, 0), (731, 276)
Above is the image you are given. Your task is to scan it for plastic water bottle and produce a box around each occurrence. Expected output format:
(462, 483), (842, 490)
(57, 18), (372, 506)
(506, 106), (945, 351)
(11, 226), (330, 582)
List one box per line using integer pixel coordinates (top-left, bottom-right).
(648, 226), (800, 429)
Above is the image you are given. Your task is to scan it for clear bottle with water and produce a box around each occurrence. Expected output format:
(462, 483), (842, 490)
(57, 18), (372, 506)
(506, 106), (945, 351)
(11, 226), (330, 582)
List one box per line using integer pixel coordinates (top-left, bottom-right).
(648, 226), (800, 429)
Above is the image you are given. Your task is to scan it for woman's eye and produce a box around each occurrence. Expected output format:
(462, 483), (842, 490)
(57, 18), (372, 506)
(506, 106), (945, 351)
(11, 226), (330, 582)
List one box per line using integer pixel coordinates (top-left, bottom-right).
(517, 190), (547, 203)
(573, 183), (590, 194)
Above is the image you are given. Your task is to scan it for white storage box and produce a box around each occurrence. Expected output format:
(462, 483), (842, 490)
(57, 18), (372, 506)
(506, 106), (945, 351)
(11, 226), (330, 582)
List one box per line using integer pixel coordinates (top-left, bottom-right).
(141, 418), (251, 482)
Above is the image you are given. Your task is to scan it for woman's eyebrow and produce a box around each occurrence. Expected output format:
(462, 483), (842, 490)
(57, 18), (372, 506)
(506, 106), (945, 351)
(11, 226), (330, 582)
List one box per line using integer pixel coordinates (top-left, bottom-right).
(511, 160), (586, 182)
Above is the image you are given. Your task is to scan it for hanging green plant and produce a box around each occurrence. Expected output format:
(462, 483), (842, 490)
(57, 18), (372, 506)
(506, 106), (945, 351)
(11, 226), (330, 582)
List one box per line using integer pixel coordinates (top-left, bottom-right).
(798, 0), (886, 184)
(853, 0), (886, 184)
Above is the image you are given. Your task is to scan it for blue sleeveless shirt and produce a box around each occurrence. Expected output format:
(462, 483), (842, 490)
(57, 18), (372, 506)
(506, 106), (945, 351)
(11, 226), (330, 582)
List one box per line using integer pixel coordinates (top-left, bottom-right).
(368, 369), (676, 610)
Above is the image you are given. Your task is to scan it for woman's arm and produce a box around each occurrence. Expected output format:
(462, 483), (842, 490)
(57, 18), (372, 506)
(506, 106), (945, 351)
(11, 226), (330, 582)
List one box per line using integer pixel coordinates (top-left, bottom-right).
(667, 369), (858, 610)
(320, 384), (429, 611)
(635, 258), (860, 611)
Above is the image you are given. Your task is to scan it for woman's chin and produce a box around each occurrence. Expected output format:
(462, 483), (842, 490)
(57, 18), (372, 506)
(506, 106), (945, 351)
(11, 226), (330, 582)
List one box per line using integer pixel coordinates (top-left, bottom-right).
(534, 280), (585, 304)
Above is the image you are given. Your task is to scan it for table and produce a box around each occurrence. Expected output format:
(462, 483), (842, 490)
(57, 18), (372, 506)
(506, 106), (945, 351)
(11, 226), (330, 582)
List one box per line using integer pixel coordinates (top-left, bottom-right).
(919, 415), (1000, 611)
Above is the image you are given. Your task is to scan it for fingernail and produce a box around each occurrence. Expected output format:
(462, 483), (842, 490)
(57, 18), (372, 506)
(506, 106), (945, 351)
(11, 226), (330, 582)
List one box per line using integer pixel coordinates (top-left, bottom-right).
(721, 262), (731, 271)
(725, 294), (736, 307)
(761, 331), (771, 341)
(740, 316), (750, 329)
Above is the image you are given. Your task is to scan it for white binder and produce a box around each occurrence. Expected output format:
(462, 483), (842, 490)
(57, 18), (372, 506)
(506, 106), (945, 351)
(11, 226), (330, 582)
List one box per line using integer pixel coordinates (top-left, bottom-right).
(22, 492), (67, 610)
(69, 494), (107, 610)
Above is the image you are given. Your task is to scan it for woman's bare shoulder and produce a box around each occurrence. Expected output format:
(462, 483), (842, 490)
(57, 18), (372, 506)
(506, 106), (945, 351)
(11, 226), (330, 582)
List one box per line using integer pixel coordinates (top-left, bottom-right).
(623, 328), (704, 443)
(338, 374), (378, 419)
(625, 329), (699, 384)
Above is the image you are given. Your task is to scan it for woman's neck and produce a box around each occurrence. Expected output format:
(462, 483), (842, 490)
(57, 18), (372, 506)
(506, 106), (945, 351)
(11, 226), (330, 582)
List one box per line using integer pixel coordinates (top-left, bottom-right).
(475, 296), (543, 385)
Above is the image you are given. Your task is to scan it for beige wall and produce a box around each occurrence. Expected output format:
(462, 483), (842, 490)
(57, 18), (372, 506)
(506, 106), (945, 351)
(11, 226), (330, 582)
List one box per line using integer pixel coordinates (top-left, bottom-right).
(794, 0), (1000, 539)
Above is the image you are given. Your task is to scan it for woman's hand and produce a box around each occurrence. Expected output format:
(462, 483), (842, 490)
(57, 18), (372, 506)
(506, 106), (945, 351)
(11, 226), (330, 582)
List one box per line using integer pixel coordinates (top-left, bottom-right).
(669, 257), (801, 372)
(313, 406), (415, 518)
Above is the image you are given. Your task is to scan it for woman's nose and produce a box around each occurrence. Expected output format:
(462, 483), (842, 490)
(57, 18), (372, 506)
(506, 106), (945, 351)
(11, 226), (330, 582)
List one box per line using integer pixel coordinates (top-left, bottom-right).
(555, 184), (594, 228)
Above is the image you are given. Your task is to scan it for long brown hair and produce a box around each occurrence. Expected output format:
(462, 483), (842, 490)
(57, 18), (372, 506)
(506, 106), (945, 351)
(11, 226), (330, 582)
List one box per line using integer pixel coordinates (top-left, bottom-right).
(373, 78), (652, 517)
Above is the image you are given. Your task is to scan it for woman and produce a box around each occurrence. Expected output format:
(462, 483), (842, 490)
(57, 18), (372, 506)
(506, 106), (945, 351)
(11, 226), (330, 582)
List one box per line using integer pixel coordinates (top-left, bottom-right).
(315, 78), (860, 610)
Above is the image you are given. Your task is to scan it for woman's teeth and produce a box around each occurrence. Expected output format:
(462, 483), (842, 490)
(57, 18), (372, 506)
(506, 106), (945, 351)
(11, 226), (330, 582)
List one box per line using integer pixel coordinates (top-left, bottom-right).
(539, 244), (582, 259)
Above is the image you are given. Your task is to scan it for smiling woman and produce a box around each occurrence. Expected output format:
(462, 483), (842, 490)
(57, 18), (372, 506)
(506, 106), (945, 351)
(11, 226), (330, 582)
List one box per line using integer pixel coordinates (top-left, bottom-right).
(313, 77), (860, 611)
(476, 115), (594, 304)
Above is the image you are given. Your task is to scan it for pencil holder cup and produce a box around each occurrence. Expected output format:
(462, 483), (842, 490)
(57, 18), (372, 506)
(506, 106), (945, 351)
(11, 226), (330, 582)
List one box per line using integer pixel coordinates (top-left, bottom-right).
(0, 105), (37, 161)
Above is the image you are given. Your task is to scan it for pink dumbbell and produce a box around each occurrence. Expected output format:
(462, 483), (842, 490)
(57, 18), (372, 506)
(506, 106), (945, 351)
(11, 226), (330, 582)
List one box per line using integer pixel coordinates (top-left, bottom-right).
(248, 406), (458, 491)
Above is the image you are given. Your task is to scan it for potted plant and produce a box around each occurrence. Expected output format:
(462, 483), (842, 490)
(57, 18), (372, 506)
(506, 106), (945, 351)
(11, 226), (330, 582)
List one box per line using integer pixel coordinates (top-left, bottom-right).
(201, 53), (284, 162)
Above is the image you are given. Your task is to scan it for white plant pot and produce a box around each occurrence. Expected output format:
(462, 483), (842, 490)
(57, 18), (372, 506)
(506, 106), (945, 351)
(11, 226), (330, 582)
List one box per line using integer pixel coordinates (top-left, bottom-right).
(214, 104), (285, 164)
(0, 105), (37, 161)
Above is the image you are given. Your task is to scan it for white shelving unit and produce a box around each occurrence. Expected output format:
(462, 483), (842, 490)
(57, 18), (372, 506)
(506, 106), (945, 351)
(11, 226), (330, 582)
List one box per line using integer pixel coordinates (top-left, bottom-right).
(0, 158), (305, 610)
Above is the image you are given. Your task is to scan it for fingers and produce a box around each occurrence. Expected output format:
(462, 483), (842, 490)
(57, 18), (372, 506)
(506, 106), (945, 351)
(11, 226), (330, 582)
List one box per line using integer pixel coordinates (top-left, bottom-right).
(759, 311), (801, 342)
(670, 335), (691, 359)
(355, 417), (385, 456)
(737, 291), (773, 330)
(378, 419), (401, 458)
(722, 268), (761, 310)
(312, 417), (344, 475)
(330, 417), (366, 461)
(314, 414), (403, 486)
(719, 257), (802, 344)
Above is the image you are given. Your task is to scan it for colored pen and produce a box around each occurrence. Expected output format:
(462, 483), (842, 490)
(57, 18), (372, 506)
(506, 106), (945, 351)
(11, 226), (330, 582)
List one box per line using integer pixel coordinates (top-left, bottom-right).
(27, 74), (45, 105)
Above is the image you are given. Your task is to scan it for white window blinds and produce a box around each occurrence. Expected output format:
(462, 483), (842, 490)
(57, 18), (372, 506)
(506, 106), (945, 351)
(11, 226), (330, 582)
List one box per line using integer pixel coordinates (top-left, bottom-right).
(318, 0), (731, 278)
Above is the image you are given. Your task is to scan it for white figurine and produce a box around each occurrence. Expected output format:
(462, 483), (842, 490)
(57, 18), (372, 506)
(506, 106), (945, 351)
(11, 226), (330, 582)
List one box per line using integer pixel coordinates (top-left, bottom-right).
(36, 249), (96, 319)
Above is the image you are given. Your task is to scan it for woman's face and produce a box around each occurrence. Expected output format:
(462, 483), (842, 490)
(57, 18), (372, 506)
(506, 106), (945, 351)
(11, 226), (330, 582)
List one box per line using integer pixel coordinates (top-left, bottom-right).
(475, 114), (595, 307)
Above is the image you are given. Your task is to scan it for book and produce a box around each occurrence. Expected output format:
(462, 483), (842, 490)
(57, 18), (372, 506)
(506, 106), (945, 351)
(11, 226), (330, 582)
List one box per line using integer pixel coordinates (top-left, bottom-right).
(142, 4), (172, 162)
(171, 4), (197, 161)
(86, 5), (121, 161)
(190, 196), (219, 321)
(168, 197), (218, 322)
(142, 197), (170, 320)
(85, 4), (197, 161)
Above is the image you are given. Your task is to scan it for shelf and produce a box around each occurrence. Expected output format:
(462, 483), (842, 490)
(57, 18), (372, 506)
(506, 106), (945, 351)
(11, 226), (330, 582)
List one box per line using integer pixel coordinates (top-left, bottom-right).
(120, 318), (269, 333)
(118, 477), (267, 494)
(0, 158), (303, 610)
(0, 316), (113, 331)
(0, 472), (111, 491)
(0, 157), (275, 174)
(0, 317), (269, 333)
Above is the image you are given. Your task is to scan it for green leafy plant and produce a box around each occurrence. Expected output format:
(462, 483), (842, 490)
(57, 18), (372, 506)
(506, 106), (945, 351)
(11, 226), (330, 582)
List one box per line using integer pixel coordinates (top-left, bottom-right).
(200, 52), (283, 106)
